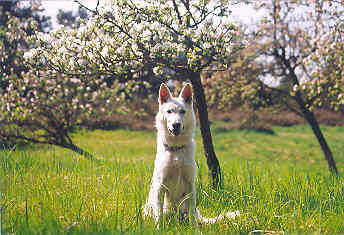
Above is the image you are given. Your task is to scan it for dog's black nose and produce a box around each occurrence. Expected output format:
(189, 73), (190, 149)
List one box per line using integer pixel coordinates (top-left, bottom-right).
(172, 123), (181, 130)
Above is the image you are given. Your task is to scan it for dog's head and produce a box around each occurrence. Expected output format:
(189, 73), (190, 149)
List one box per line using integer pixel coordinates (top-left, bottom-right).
(158, 83), (193, 136)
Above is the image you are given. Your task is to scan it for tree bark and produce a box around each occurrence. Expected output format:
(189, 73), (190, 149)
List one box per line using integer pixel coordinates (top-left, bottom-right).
(302, 108), (338, 174)
(189, 71), (222, 188)
(295, 95), (338, 174)
(62, 143), (94, 160)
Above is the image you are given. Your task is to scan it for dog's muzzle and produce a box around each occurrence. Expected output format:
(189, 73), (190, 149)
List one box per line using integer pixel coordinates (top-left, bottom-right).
(169, 123), (182, 136)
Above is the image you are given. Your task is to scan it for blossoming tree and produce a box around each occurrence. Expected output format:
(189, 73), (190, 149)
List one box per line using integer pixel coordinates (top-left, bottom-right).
(0, 3), (144, 158)
(0, 0), (50, 89)
(97, 0), (239, 187)
(206, 0), (343, 174)
(20, 0), (240, 186)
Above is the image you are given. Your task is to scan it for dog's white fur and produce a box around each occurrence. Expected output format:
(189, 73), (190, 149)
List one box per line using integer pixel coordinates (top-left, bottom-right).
(144, 83), (239, 225)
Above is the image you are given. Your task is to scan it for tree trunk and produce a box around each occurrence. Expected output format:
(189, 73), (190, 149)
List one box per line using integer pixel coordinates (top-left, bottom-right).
(189, 72), (222, 188)
(62, 143), (94, 160)
(295, 96), (338, 174)
(302, 108), (338, 174)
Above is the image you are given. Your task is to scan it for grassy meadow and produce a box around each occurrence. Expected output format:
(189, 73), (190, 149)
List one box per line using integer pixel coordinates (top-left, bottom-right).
(1, 124), (344, 234)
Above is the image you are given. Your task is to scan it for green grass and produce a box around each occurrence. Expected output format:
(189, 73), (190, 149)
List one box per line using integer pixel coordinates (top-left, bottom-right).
(1, 124), (344, 234)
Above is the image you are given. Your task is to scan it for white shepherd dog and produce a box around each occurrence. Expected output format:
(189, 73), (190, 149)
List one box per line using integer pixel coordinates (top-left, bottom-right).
(144, 83), (239, 225)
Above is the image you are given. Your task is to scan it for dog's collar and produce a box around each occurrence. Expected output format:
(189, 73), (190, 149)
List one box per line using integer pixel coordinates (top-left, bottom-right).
(163, 144), (186, 152)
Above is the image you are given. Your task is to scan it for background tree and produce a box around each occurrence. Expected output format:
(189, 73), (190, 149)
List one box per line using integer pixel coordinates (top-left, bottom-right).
(57, 6), (88, 28)
(305, 1), (344, 110)
(206, 0), (343, 174)
(0, 9), (146, 157)
(0, 0), (50, 89)
(0, 0), (51, 148)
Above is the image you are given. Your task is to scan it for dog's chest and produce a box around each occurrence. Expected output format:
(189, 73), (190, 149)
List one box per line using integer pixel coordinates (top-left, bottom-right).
(162, 150), (195, 185)
(162, 151), (195, 198)
(170, 152), (185, 167)
(165, 148), (195, 169)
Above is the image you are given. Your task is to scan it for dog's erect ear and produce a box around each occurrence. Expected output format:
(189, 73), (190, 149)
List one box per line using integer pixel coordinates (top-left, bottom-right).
(159, 83), (171, 104)
(179, 83), (193, 104)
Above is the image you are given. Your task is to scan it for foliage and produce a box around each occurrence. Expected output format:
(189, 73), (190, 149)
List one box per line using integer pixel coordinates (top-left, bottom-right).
(1, 126), (344, 233)
(298, 0), (344, 110)
(57, 6), (88, 28)
(205, 0), (343, 174)
(0, 1), (148, 156)
(207, 0), (343, 111)
(0, 70), (136, 155)
(0, 0), (50, 89)
(18, 0), (240, 185)
(304, 37), (344, 111)
(204, 42), (272, 111)
(27, 0), (239, 83)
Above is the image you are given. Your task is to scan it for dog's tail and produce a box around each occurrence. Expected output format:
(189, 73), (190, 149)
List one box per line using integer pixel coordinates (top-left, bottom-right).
(195, 208), (240, 224)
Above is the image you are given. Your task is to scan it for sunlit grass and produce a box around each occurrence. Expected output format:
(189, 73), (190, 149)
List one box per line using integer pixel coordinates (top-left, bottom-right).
(1, 124), (344, 234)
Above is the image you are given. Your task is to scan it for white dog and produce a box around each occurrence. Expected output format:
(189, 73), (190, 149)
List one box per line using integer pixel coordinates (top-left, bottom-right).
(144, 83), (239, 225)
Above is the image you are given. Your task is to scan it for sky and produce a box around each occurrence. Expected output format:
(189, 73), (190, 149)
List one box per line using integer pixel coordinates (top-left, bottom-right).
(41, 0), (103, 29)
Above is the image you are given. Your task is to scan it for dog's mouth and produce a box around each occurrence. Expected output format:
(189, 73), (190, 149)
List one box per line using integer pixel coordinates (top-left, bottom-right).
(168, 128), (181, 136)
(168, 122), (184, 136)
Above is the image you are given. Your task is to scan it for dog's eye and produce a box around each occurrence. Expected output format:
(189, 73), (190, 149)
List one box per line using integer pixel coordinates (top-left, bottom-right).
(167, 110), (172, 114)
(180, 110), (186, 114)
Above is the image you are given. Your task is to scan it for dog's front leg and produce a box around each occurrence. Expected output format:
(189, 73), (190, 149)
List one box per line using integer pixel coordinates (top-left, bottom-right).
(145, 176), (165, 224)
(178, 177), (198, 224)
(180, 165), (198, 225)
(190, 183), (199, 225)
(187, 182), (198, 225)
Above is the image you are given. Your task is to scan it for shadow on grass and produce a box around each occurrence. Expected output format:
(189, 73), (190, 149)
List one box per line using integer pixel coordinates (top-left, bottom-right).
(212, 125), (275, 136)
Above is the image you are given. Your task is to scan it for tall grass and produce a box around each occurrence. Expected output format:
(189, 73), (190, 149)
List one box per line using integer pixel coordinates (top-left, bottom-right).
(1, 125), (344, 234)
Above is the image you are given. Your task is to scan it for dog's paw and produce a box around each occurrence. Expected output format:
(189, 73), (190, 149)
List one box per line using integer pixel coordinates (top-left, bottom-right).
(143, 204), (153, 218)
(225, 210), (240, 219)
